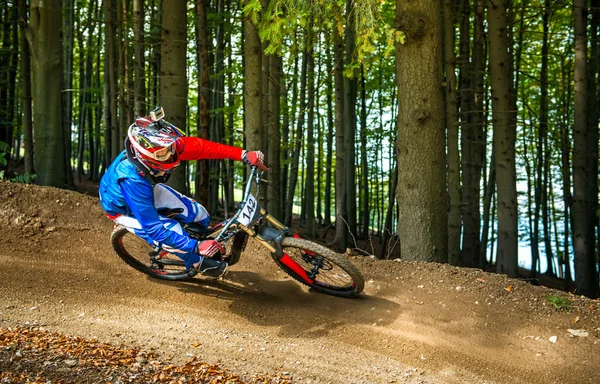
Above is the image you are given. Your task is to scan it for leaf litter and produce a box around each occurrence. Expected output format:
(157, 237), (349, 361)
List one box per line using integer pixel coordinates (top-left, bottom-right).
(0, 327), (291, 383)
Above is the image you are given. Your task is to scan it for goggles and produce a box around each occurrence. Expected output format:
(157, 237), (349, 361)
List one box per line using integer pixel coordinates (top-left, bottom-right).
(150, 143), (175, 161)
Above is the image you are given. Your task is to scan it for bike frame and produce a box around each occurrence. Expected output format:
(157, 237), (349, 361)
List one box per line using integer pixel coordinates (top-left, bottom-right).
(212, 166), (290, 257)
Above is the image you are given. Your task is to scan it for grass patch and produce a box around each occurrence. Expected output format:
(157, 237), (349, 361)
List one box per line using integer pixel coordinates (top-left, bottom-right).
(546, 294), (572, 311)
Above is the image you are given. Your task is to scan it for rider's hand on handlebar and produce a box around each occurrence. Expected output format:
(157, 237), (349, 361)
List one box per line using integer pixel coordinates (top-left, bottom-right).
(197, 240), (225, 258)
(242, 150), (269, 171)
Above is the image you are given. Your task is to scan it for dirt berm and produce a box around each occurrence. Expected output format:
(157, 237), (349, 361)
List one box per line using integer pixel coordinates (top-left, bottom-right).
(1, 182), (599, 383)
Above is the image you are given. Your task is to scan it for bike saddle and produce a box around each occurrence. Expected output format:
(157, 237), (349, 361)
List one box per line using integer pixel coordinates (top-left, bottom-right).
(184, 222), (213, 236)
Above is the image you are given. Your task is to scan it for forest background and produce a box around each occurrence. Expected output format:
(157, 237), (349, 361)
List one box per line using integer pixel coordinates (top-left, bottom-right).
(0, 0), (598, 298)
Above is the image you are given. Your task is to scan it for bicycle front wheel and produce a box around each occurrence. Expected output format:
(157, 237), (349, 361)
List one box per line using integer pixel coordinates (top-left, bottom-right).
(273, 237), (364, 298)
(111, 226), (197, 281)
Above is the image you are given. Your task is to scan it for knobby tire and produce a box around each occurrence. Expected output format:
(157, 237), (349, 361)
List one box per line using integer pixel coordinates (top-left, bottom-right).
(274, 237), (364, 298)
(111, 226), (197, 281)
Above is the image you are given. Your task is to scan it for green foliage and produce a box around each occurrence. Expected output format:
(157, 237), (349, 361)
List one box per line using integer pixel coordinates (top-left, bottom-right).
(12, 173), (37, 184)
(0, 141), (9, 167)
(243, 0), (399, 77)
(242, 0), (263, 25)
(348, 0), (400, 76)
(546, 295), (572, 311)
(0, 142), (36, 184)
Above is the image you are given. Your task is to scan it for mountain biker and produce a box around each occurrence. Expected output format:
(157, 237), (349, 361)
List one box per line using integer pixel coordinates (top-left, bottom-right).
(99, 107), (267, 279)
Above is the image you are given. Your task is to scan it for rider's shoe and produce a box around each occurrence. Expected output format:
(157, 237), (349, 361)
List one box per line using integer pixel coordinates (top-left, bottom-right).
(195, 257), (228, 279)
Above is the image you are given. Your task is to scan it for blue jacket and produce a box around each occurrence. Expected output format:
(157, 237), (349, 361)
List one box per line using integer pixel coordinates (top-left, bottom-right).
(99, 151), (197, 254)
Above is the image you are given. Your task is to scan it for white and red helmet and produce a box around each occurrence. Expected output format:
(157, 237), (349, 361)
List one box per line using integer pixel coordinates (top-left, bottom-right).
(127, 108), (185, 173)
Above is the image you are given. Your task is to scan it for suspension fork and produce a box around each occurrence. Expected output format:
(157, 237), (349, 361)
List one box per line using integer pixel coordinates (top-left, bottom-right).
(260, 208), (289, 232)
(261, 208), (316, 256)
(251, 209), (317, 283)
(236, 208), (290, 256)
(237, 216), (280, 254)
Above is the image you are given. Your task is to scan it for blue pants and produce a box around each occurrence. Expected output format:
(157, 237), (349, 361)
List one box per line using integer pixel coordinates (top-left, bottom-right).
(112, 183), (209, 269)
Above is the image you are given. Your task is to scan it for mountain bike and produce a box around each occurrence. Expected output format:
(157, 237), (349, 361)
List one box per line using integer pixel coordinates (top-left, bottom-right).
(110, 166), (364, 298)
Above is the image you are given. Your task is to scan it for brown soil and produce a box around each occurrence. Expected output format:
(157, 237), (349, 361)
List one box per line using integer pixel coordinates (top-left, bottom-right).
(1, 181), (599, 384)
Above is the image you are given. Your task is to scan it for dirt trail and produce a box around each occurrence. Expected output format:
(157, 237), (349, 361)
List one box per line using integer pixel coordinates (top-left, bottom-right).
(1, 182), (599, 383)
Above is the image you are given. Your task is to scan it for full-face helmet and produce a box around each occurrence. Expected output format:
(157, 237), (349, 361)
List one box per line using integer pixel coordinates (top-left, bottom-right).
(127, 107), (185, 173)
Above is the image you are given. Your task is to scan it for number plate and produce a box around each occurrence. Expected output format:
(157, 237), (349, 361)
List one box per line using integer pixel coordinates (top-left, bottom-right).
(237, 193), (258, 226)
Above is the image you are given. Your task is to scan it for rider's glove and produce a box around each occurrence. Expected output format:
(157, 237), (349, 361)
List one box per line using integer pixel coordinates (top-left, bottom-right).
(197, 240), (225, 258)
(242, 150), (268, 171)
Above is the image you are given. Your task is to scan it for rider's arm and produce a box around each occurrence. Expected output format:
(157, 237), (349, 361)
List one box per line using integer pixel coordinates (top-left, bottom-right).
(176, 136), (243, 161)
(119, 178), (198, 254)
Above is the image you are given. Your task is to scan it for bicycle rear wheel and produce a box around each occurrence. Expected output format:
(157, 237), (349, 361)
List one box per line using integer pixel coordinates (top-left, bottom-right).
(111, 226), (197, 281)
(273, 237), (364, 298)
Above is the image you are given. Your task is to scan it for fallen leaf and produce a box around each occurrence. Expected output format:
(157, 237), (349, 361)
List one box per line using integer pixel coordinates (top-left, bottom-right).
(505, 285), (513, 292)
(573, 316), (580, 323)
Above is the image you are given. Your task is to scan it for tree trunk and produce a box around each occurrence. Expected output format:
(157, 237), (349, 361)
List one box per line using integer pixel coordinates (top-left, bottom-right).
(379, 164), (398, 260)
(117, 0), (131, 154)
(94, 32), (103, 179)
(76, 12), (86, 183)
(148, 0), (160, 108)
(524, 115), (537, 274)
(268, 53), (282, 219)
(28, 0), (66, 186)
(588, 0), (600, 279)
(161, 0), (188, 193)
(332, 19), (346, 251)
(359, 66), (369, 239)
(133, 0), (146, 116)
(560, 53), (572, 283)
(324, 40), (334, 227)
(225, 11), (235, 216)
(395, 0), (448, 263)
(280, 54), (296, 216)
(305, 29), (316, 238)
(285, 41), (308, 227)
(531, 0), (546, 278)
(470, 0), (486, 267)
(260, 0), (270, 181)
(572, 0), (598, 298)
(316, 99), (323, 226)
(195, 0), (211, 204)
(86, 0), (100, 179)
(6, 5), (18, 162)
(343, 0), (357, 244)
(104, 0), (119, 161)
(61, 0), (74, 186)
(91, 20), (101, 177)
(443, 0), (461, 266)
(480, 149), (496, 267)
(77, 0), (97, 180)
(0, 3), (10, 152)
(540, 0), (554, 276)
(458, 0), (475, 266)
(18, 0), (34, 174)
(487, 0), (518, 277)
(208, 0), (226, 215)
(243, 14), (262, 154)
(103, 53), (112, 173)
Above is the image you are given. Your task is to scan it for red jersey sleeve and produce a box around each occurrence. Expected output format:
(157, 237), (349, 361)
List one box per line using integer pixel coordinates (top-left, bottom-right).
(177, 137), (243, 161)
